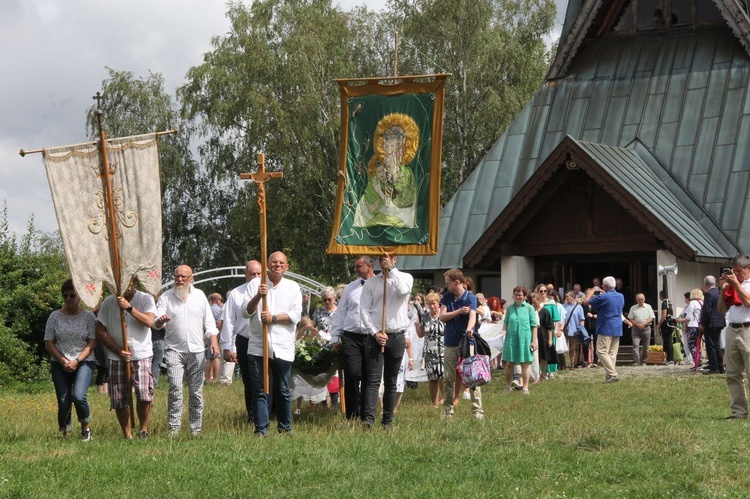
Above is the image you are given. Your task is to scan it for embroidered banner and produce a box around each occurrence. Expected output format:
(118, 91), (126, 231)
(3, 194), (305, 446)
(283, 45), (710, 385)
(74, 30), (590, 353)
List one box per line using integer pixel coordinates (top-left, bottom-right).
(327, 74), (446, 255)
(43, 133), (162, 308)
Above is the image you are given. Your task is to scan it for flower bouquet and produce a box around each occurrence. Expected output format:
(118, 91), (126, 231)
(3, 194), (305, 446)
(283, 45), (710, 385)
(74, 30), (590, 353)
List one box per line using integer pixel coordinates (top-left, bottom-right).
(293, 336), (336, 376)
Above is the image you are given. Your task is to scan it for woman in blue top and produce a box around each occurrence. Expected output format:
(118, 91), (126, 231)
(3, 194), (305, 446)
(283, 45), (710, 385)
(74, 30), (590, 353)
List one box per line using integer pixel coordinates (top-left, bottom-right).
(502, 286), (538, 395)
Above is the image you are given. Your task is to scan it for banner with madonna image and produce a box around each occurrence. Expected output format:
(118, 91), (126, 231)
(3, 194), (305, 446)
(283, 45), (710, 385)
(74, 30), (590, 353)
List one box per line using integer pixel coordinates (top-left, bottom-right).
(326, 74), (447, 255)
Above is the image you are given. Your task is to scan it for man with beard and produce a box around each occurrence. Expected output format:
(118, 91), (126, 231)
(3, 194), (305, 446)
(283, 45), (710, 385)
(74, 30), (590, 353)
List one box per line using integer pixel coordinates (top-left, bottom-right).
(95, 281), (156, 439)
(243, 252), (302, 436)
(155, 265), (219, 437)
(331, 256), (375, 420)
(221, 260), (263, 423)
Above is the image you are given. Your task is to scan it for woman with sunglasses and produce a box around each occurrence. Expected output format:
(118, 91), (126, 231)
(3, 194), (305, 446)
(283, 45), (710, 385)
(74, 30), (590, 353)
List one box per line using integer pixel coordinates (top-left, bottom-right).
(44, 279), (97, 441)
(311, 287), (338, 336)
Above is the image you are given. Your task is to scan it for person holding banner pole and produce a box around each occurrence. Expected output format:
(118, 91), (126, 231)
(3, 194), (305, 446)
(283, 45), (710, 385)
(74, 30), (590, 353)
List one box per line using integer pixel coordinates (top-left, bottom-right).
(95, 283), (156, 440)
(360, 253), (413, 429)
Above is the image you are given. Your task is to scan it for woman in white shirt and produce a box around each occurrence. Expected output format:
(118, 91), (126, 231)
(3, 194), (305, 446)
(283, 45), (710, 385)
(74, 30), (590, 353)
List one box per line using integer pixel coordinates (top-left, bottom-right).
(677, 289), (704, 368)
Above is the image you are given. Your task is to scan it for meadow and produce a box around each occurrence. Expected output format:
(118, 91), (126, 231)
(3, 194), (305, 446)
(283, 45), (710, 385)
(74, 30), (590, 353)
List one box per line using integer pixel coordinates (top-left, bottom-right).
(1, 365), (748, 498)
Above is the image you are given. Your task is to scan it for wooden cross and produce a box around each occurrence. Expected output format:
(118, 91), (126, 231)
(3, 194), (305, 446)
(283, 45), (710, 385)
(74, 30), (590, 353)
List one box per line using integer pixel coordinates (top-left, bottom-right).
(240, 153), (283, 394)
(93, 91), (105, 110)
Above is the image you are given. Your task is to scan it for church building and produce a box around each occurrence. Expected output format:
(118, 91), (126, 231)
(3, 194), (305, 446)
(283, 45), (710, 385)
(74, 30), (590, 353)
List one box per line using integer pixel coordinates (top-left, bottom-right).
(402, 0), (750, 309)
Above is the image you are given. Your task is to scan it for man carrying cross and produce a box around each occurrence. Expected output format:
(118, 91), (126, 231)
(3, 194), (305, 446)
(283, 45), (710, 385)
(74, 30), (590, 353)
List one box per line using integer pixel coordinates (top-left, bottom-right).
(242, 251), (302, 436)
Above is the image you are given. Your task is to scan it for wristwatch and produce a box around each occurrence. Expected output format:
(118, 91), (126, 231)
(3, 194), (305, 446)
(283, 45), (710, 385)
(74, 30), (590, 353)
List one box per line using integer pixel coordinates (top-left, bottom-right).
(126, 306), (133, 313)
(272, 315), (277, 324)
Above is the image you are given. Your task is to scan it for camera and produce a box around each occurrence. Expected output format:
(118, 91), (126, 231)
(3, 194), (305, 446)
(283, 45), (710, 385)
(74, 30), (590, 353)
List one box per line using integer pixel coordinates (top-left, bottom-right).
(721, 267), (732, 275)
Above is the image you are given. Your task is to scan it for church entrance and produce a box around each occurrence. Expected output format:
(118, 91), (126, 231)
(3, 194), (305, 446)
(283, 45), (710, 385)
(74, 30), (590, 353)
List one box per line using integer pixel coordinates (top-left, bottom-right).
(534, 252), (657, 346)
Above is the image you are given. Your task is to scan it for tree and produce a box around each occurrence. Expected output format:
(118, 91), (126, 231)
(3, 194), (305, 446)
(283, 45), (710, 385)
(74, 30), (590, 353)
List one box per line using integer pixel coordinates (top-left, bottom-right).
(85, 68), (232, 275)
(0, 204), (68, 384)
(180, 0), (392, 284)
(388, 0), (557, 200)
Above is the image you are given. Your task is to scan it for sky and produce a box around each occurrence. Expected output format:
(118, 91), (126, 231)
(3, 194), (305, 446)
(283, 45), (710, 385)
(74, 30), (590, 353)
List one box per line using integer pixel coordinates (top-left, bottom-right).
(0, 0), (566, 238)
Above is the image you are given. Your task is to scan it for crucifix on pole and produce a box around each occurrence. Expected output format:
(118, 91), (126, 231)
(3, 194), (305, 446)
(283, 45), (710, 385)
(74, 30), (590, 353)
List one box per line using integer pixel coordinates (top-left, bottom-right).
(240, 153), (283, 394)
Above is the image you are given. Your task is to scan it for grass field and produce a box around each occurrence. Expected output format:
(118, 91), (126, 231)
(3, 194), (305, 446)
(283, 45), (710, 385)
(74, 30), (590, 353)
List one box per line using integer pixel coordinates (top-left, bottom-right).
(1, 365), (748, 498)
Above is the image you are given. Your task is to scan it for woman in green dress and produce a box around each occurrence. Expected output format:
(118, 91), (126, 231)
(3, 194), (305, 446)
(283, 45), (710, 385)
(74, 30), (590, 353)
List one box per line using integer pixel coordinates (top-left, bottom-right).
(502, 286), (538, 395)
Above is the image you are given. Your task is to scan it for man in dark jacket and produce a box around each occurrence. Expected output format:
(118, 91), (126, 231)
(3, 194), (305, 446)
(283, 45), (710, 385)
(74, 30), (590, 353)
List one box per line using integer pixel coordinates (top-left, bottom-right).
(700, 275), (726, 374)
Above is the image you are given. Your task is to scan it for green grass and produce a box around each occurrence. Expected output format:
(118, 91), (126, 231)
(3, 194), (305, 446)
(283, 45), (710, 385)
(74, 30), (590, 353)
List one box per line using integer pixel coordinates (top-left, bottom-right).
(1, 366), (748, 498)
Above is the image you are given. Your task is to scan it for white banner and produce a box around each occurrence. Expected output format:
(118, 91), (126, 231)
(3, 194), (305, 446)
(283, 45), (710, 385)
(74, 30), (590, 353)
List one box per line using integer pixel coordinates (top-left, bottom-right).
(43, 133), (162, 308)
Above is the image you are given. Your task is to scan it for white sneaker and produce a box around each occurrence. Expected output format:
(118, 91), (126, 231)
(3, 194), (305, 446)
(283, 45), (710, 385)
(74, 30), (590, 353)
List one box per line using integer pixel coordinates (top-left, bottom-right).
(293, 408), (301, 415)
(462, 391), (471, 400)
(474, 413), (485, 420)
(81, 428), (92, 442)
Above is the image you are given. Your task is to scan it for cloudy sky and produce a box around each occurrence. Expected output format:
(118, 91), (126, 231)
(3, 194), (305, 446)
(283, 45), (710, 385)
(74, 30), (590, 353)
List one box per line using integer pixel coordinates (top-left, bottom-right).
(0, 0), (565, 237)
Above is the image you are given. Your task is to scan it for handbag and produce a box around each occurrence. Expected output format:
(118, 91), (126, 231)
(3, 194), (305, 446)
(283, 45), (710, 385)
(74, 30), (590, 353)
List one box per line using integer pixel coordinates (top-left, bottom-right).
(672, 331), (683, 362)
(458, 334), (491, 387)
(556, 333), (569, 354)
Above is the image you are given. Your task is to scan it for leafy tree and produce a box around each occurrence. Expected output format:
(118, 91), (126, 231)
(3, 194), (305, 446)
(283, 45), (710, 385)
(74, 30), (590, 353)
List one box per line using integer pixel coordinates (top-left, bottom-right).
(388, 0), (557, 200)
(89, 0), (555, 285)
(180, 0), (391, 284)
(85, 68), (233, 275)
(0, 204), (68, 384)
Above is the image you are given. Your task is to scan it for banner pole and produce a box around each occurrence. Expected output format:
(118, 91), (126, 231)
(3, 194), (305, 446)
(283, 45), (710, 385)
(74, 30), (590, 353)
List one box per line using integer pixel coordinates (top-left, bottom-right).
(94, 92), (135, 429)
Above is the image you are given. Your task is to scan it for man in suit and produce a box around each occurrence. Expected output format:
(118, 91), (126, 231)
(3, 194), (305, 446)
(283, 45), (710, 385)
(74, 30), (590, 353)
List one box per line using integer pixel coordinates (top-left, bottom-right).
(700, 275), (726, 374)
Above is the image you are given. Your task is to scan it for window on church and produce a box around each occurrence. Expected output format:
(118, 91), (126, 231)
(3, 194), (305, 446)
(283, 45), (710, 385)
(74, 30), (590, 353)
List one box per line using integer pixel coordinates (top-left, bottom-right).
(611, 0), (722, 33)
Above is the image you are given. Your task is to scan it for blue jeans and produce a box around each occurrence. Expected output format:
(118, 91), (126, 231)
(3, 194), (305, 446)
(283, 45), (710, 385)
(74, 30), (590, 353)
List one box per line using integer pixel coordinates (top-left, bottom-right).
(247, 355), (292, 435)
(50, 360), (94, 431)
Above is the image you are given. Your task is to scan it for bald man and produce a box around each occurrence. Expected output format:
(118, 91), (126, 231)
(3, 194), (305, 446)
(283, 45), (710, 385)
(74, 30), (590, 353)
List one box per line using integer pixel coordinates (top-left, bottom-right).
(155, 265), (219, 437)
(220, 260), (263, 423)
(242, 252), (302, 436)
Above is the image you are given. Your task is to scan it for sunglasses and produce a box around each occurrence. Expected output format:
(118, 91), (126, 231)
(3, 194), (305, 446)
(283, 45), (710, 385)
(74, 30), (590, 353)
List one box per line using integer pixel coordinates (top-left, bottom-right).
(538, 289), (547, 294)
(324, 298), (335, 302)
(63, 293), (77, 299)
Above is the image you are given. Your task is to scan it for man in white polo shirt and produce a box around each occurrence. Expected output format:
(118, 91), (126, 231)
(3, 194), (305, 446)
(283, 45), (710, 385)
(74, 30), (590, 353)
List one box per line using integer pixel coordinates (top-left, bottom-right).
(95, 283), (156, 440)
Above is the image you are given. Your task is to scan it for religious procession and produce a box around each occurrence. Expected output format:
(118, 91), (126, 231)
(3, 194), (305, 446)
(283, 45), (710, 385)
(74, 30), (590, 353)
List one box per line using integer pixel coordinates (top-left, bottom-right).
(9, 0), (750, 456)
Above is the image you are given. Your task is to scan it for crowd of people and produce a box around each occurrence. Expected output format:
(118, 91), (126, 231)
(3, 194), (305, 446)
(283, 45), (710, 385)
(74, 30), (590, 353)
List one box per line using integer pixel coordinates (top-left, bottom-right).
(43, 253), (750, 440)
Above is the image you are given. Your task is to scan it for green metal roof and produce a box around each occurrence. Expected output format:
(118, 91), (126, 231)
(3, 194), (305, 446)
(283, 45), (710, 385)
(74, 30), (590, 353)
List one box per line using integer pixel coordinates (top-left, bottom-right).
(401, 24), (750, 272)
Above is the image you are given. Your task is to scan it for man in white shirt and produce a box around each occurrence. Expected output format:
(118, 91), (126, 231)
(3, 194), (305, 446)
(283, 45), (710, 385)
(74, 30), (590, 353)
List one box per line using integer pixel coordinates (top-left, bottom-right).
(626, 293), (655, 366)
(360, 253), (413, 429)
(242, 252), (302, 436)
(155, 265), (219, 437)
(330, 256), (375, 421)
(719, 255), (750, 419)
(220, 260), (263, 423)
(95, 284), (156, 440)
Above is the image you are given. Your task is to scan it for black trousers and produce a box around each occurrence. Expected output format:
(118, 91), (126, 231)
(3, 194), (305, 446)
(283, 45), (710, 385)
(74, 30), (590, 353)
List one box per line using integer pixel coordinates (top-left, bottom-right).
(363, 332), (405, 427)
(703, 326), (724, 372)
(341, 332), (368, 420)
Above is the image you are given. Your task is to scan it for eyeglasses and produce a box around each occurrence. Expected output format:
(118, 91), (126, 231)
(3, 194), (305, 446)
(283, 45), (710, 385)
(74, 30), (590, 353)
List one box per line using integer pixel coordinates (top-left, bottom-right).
(538, 289), (547, 294)
(63, 293), (77, 299)
(324, 298), (334, 303)
(173, 274), (192, 280)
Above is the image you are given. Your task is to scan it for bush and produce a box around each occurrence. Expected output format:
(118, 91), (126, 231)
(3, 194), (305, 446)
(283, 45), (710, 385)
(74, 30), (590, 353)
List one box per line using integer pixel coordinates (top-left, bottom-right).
(0, 321), (49, 386)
